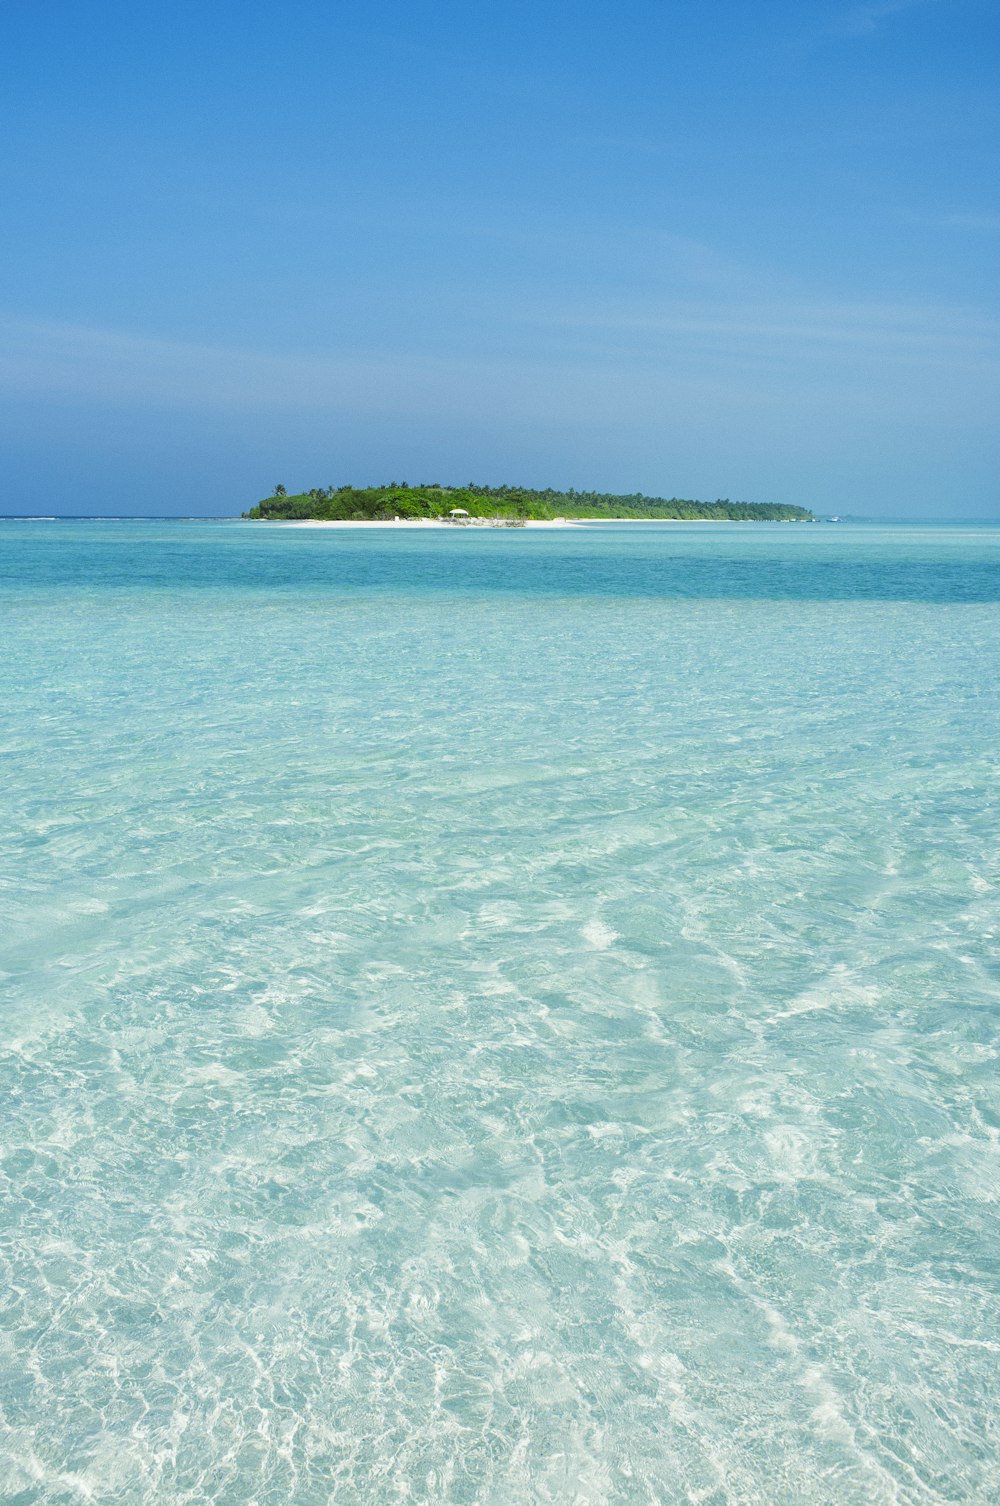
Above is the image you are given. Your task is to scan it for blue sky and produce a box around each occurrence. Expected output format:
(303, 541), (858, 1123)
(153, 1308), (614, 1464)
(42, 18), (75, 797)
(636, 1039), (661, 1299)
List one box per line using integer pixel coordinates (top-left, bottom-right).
(1, 0), (997, 516)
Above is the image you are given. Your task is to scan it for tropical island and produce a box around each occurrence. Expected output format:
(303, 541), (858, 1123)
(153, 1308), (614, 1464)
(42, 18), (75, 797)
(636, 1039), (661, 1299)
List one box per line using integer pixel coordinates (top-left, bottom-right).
(244, 483), (814, 523)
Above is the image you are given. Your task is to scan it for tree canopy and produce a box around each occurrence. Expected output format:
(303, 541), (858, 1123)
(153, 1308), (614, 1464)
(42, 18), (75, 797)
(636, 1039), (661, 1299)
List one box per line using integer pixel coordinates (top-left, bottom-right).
(244, 483), (814, 523)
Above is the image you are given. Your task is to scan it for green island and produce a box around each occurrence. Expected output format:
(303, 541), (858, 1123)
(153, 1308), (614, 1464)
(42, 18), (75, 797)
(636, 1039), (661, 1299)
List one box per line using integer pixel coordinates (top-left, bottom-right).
(244, 483), (814, 523)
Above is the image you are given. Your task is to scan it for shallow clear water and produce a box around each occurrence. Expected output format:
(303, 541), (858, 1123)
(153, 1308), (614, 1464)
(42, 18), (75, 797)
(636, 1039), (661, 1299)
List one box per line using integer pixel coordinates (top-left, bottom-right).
(1, 520), (999, 1504)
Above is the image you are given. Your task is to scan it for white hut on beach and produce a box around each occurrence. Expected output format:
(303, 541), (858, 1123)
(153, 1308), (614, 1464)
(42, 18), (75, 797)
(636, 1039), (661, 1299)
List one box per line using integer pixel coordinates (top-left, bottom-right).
(449, 508), (469, 518)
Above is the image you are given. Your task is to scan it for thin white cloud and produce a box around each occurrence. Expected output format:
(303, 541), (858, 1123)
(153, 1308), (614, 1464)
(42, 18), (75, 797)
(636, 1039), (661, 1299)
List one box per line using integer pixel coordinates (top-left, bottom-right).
(932, 212), (1000, 233)
(831, 0), (936, 38)
(0, 316), (493, 417)
(1, 298), (996, 436)
(539, 297), (1000, 372)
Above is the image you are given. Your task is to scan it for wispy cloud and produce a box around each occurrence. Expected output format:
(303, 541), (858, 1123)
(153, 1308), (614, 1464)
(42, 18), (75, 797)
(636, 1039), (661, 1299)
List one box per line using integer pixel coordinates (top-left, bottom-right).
(545, 297), (1000, 359)
(931, 211), (1000, 233)
(2, 297), (997, 434)
(0, 316), (488, 417)
(831, 0), (936, 39)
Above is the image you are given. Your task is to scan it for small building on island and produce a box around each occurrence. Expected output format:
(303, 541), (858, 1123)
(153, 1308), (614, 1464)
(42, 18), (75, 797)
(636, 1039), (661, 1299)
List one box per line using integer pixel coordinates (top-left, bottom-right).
(449, 508), (469, 518)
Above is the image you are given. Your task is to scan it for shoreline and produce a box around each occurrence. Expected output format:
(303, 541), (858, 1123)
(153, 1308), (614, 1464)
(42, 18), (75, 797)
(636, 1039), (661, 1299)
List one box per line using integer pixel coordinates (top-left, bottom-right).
(269, 518), (580, 529)
(261, 517), (773, 529)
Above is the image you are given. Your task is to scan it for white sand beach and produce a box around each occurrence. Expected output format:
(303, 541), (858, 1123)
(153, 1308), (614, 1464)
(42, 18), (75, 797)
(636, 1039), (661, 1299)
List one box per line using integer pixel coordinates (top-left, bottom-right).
(265, 517), (754, 529)
(270, 518), (581, 528)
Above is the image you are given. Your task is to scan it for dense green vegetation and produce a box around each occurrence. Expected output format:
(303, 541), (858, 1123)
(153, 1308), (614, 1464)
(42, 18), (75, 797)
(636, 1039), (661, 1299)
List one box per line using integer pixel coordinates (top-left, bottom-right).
(244, 482), (814, 522)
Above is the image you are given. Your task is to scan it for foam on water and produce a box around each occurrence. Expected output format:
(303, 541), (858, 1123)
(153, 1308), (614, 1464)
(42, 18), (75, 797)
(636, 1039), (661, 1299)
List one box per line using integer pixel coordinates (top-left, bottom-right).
(1, 521), (999, 1504)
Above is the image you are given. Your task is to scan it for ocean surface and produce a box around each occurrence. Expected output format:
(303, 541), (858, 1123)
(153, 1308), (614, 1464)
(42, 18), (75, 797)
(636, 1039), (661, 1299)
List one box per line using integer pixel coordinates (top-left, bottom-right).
(1, 519), (998, 1505)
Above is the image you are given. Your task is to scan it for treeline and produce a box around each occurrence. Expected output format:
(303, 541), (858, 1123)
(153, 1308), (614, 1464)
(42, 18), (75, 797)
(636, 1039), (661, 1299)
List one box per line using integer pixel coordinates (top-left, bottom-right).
(244, 483), (813, 522)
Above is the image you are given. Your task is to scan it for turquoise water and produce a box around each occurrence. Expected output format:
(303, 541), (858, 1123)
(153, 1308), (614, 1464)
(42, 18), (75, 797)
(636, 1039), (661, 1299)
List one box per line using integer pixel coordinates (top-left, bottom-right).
(1, 520), (998, 1504)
